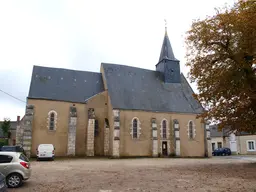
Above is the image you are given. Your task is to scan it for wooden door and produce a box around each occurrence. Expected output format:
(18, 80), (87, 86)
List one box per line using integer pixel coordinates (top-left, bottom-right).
(162, 141), (168, 156)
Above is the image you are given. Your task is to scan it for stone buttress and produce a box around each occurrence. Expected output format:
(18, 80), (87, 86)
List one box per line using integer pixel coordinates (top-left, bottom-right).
(151, 118), (158, 157)
(67, 106), (77, 156)
(104, 118), (110, 156)
(173, 120), (180, 156)
(205, 123), (211, 157)
(112, 110), (120, 157)
(86, 108), (95, 156)
(16, 105), (34, 158)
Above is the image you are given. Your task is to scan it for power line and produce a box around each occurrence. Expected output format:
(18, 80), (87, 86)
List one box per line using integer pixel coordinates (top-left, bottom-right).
(0, 89), (26, 103)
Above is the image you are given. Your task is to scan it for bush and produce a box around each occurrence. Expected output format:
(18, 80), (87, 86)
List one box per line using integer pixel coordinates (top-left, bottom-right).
(0, 138), (8, 148)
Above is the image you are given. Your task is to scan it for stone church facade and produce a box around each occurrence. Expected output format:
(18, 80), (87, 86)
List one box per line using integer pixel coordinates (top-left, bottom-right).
(16, 30), (212, 158)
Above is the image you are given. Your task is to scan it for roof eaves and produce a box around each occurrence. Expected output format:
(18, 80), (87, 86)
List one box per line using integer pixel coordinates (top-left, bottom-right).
(27, 97), (86, 104)
(115, 107), (202, 115)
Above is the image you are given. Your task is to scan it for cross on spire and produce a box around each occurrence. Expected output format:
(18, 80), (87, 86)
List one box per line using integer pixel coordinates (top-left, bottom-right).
(164, 19), (167, 36)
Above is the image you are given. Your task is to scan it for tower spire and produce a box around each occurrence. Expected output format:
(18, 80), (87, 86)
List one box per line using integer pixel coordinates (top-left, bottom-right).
(158, 20), (177, 62)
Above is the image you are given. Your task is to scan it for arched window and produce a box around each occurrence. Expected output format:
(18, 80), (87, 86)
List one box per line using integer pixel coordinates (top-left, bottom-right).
(160, 119), (168, 139)
(47, 110), (57, 131)
(189, 121), (193, 139)
(130, 117), (141, 139)
(133, 118), (138, 139)
(162, 120), (167, 139)
(49, 112), (55, 130)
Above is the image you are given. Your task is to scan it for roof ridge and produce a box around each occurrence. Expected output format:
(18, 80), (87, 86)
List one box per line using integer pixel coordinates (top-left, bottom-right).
(101, 62), (155, 72)
(33, 65), (101, 74)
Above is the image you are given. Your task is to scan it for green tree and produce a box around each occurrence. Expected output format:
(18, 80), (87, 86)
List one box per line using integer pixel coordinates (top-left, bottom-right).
(1, 118), (11, 138)
(185, 1), (256, 132)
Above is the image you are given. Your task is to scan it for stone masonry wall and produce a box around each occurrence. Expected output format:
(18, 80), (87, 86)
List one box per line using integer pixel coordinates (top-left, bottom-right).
(87, 108), (95, 156)
(15, 119), (22, 146)
(87, 119), (95, 156)
(16, 105), (34, 158)
(67, 106), (77, 156)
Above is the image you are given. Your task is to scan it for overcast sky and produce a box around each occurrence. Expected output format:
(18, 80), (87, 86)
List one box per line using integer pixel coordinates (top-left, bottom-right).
(0, 0), (236, 121)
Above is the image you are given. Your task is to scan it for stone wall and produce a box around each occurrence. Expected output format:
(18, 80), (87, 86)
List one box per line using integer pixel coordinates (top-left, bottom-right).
(119, 110), (205, 157)
(15, 117), (22, 146)
(16, 105), (34, 158)
(67, 106), (77, 156)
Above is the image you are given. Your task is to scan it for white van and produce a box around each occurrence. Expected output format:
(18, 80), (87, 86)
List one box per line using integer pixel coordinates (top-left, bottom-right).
(36, 144), (55, 161)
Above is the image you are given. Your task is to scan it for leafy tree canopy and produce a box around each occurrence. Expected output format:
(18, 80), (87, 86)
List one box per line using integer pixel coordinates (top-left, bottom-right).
(1, 118), (11, 138)
(185, 1), (256, 133)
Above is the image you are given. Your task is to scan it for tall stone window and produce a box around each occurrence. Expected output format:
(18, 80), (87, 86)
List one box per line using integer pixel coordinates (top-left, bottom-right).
(49, 113), (55, 130)
(47, 110), (57, 131)
(133, 119), (138, 138)
(160, 119), (168, 139)
(188, 120), (196, 139)
(162, 120), (167, 139)
(130, 117), (141, 139)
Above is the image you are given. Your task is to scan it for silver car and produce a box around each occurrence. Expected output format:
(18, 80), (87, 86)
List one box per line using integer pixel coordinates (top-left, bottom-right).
(0, 152), (31, 188)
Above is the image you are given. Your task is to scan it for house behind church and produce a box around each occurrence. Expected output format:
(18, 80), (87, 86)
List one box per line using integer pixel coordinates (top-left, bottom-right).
(210, 125), (256, 155)
(16, 30), (212, 158)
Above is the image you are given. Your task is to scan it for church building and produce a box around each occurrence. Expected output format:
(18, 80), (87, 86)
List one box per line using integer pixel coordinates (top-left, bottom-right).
(16, 29), (212, 158)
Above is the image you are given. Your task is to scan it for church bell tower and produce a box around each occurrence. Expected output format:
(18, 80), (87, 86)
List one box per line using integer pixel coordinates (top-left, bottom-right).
(156, 24), (181, 83)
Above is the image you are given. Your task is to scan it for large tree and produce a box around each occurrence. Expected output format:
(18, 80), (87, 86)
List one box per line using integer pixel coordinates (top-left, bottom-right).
(185, 1), (256, 132)
(1, 118), (11, 138)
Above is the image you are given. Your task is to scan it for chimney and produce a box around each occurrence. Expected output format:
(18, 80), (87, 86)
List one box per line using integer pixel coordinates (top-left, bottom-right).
(17, 116), (20, 125)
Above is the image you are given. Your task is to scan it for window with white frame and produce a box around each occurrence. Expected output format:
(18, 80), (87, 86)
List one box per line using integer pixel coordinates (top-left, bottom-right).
(47, 110), (57, 131)
(247, 140), (255, 151)
(188, 120), (196, 139)
(131, 117), (141, 139)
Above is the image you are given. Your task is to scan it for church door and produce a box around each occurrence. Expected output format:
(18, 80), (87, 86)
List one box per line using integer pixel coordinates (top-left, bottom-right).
(162, 141), (168, 156)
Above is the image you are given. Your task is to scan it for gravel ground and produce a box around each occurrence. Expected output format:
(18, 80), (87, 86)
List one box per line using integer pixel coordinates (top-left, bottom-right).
(9, 157), (256, 192)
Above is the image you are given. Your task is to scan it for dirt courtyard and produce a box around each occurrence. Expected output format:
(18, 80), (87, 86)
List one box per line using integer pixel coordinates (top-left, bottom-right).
(9, 157), (256, 192)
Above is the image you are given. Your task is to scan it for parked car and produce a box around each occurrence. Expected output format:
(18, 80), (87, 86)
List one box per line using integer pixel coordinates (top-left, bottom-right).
(0, 152), (31, 188)
(0, 146), (27, 157)
(37, 144), (55, 161)
(0, 172), (7, 192)
(212, 148), (231, 156)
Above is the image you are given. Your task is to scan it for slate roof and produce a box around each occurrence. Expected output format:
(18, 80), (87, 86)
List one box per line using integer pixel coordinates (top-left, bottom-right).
(210, 125), (255, 137)
(102, 63), (203, 114)
(210, 125), (225, 137)
(28, 65), (105, 103)
(158, 32), (177, 62)
(28, 64), (203, 114)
